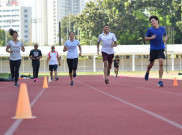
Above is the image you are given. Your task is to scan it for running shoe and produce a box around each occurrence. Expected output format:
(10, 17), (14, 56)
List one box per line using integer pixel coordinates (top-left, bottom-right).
(33, 78), (36, 82)
(105, 79), (109, 84)
(36, 78), (39, 82)
(51, 77), (53, 81)
(70, 81), (73, 86)
(158, 81), (164, 87)
(73, 71), (77, 78)
(55, 77), (59, 81)
(144, 72), (149, 81)
(14, 83), (20, 87)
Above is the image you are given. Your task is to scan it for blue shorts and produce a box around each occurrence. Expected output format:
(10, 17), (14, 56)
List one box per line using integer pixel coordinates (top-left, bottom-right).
(49, 65), (58, 71)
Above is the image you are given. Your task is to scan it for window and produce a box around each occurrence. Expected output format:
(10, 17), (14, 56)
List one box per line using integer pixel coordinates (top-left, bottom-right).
(25, 35), (28, 38)
(25, 30), (28, 33)
(12, 20), (19, 23)
(24, 20), (28, 23)
(12, 14), (19, 17)
(12, 9), (19, 12)
(24, 25), (28, 28)
(24, 9), (28, 12)
(24, 15), (28, 17)
(12, 25), (19, 27)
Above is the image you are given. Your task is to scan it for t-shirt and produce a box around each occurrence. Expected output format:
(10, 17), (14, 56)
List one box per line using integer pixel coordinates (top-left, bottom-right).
(98, 32), (117, 54)
(7, 40), (24, 60)
(114, 59), (120, 67)
(64, 40), (80, 59)
(47, 51), (59, 65)
(145, 26), (166, 50)
(29, 49), (42, 62)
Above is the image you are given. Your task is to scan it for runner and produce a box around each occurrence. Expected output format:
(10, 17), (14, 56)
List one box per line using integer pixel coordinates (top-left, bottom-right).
(97, 24), (117, 84)
(114, 55), (120, 78)
(63, 32), (82, 86)
(47, 45), (60, 81)
(29, 43), (42, 82)
(6, 29), (25, 87)
(145, 16), (168, 87)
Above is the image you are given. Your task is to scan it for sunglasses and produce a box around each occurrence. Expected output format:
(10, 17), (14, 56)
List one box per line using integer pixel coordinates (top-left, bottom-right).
(34, 46), (38, 47)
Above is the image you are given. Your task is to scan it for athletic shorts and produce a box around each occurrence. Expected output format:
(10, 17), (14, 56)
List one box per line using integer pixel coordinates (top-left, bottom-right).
(67, 58), (78, 73)
(102, 52), (114, 63)
(149, 49), (165, 62)
(49, 65), (58, 71)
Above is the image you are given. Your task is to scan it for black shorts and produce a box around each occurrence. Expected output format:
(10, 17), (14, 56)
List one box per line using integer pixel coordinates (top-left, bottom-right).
(49, 65), (58, 71)
(67, 58), (78, 73)
(149, 49), (165, 62)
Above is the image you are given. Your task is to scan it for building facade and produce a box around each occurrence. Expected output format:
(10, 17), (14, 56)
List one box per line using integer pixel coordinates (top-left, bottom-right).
(35, 0), (86, 46)
(0, 5), (32, 43)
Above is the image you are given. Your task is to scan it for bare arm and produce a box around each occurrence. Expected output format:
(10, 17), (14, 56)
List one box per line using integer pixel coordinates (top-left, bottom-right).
(63, 46), (68, 52)
(164, 34), (168, 43)
(97, 42), (100, 55)
(6, 46), (13, 53)
(21, 46), (25, 52)
(145, 35), (156, 41)
(57, 56), (61, 66)
(78, 45), (82, 56)
(47, 57), (49, 66)
(112, 41), (117, 47)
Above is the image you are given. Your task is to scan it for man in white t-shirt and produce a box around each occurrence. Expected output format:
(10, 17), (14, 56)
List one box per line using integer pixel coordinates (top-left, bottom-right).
(47, 45), (61, 81)
(97, 24), (117, 84)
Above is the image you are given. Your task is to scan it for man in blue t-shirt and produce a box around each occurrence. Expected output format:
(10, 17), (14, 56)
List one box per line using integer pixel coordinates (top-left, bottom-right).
(144, 16), (168, 87)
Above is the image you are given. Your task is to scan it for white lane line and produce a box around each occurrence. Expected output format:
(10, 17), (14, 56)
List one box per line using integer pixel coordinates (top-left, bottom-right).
(77, 80), (182, 130)
(3, 85), (48, 135)
(116, 79), (182, 97)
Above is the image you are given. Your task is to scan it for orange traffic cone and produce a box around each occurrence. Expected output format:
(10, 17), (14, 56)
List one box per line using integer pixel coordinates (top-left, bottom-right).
(173, 77), (178, 86)
(43, 76), (48, 88)
(12, 83), (36, 119)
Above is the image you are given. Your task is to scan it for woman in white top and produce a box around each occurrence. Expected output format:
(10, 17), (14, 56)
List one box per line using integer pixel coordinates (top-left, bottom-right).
(63, 32), (82, 86)
(6, 29), (25, 87)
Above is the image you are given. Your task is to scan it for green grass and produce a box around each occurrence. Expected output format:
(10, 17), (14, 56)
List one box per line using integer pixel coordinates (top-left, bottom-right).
(1, 71), (182, 80)
(0, 73), (9, 78)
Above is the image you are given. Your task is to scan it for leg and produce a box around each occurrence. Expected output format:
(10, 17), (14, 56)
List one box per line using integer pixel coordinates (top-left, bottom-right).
(158, 58), (164, 81)
(14, 60), (21, 85)
(9, 60), (15, 80)
(50, 71), (53, 79)
(36, 63), (40, 78)
(67, 59), (73, 85)
(116, 67), (119, 77)
(49, 65), (53, 80)
(72, 58), (78, 78)
(146, 61), (154, 73)
(32, 63), (37, 79)
(103, 61), (108, 79)
(107, 54), (114, 76)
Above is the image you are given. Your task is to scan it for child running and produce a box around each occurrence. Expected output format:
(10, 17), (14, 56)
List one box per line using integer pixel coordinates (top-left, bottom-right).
(144, 16), (168, 87)
(63, 32), (82, 86)
(47, 45), (60, 81)
(114, 55), (120, 78)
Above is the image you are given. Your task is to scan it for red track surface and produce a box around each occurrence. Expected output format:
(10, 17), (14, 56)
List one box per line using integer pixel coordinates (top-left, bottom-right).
(0, 75), (182, 135)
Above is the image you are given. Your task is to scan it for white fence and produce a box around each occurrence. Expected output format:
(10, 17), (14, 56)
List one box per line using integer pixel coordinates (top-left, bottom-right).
(0, 45), (182, 73)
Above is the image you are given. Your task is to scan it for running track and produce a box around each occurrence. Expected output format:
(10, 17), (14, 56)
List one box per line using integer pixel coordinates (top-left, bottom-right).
(0, 75), (182, 135)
